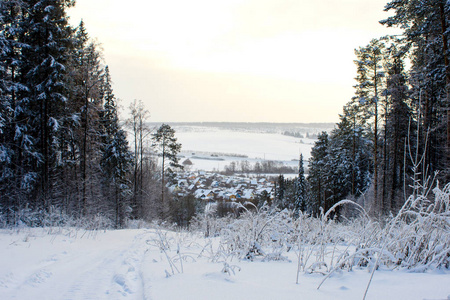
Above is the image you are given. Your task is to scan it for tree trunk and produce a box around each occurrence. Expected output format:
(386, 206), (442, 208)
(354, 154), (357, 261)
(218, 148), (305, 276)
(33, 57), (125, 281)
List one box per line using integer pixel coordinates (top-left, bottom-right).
(382, 96), (389, 214)
(161, 138), (166, 206)
(352, 114), (356, 196)
(374, 65), (379, 213)
(82, 93), (88, 215)
(139, 117), (144, 218)
(115, 183), (119, 228)
(133, 115), (138, 215)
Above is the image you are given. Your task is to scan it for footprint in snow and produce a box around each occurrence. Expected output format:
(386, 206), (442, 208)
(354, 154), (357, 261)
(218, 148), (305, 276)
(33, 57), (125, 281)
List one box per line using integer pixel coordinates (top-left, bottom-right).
(26, 269), (52, 287)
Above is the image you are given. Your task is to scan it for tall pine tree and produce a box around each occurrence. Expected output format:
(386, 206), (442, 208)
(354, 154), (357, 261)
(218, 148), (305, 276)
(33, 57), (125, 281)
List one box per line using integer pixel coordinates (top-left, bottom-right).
(152, 124), (182, 217)
(382, 0), (450, 181)
(17, 0), (74, 207)
(307, 132), (329, 216)
(353, 38), (386, 212)
(100, 66), (133, 228)
(296, 153), (307, 213)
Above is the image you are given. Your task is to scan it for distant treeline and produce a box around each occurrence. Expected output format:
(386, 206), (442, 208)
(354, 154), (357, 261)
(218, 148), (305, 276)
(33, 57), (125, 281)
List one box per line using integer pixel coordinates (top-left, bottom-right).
(182, 150), (248, 159)
(147, 122), (335, 134)
(221, 160), (297, 175)
(148, 122), (335, 128)
(282, 131), (319, 139)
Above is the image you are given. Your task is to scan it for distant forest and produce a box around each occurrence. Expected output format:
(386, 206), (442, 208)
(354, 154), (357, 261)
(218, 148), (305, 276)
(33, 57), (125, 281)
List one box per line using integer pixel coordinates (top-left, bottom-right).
(149, 122), (335, 134)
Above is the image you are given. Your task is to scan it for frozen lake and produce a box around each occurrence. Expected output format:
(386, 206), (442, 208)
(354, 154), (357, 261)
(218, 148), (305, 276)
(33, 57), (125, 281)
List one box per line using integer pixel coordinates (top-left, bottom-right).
(167, 123), (333, 172)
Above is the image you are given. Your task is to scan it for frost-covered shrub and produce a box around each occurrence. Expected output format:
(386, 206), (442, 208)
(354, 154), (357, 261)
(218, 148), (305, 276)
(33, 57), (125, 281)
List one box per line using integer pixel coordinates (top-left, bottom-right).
(205, 183), (447, 271)
(126, 219), (152, 229)
(78, 213), (114, 230)
(206, 204), (297, 261)
(0, 205), (115, 230)
(190, 202), (235, 238)
(146, 226), (197, 276)
(382, 182), (450, 270)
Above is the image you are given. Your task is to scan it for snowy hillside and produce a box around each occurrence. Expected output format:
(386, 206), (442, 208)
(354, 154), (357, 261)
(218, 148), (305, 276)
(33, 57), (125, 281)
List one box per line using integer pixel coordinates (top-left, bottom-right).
(1, 227), (449, 300)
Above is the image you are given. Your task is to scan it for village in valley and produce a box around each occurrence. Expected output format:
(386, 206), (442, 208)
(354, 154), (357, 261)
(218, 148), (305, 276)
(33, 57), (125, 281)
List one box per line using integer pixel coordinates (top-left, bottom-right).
(169, 171), (276, 203)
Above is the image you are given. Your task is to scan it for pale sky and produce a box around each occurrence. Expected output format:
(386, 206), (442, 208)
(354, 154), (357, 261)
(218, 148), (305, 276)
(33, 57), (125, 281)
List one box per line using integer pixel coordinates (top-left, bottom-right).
(68, 0), (397, 123)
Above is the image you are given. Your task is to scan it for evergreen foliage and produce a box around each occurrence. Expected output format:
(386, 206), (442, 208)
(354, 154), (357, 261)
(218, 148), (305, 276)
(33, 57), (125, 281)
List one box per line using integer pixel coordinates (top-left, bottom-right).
(382, 0), (450, 181)
(152, 124), (183, 216)
(296, 154), (307, 213)
(306, 1), (449, 217)
(100, 66), (133, 228)
(307, 132), (329, 216)
(1, 0), (449, 226)
(0, 1), (136, 226)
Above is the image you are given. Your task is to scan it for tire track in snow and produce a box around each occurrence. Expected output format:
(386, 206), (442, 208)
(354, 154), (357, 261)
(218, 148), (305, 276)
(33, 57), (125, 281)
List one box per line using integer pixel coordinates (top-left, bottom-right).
(62, 230), (152, 300)
(1, 230), (152, 300)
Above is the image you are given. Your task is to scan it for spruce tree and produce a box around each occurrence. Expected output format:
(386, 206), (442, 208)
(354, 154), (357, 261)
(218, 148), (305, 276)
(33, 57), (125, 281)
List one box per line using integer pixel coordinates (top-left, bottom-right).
(100, 66), (133, 228)
(307, 132), (329, 216)
(70, 21), (104, 215)
(16, 0), (74, 207)
(296, 154), (307, 213)
(0, 0), (23, 216)
(327, 106), (372, 205)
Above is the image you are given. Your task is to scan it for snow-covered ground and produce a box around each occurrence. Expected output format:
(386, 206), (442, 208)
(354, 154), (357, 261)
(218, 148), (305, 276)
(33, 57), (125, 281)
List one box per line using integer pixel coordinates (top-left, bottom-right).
(1, 227), (449, 300)
(173, 125), (317, 172)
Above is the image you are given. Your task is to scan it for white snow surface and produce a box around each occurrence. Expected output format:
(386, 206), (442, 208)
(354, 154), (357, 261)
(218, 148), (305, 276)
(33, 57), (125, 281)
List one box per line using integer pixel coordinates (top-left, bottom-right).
(174, 126), (315, 172)
(176, 127), (314, 161)
(1, 228), (449, 300)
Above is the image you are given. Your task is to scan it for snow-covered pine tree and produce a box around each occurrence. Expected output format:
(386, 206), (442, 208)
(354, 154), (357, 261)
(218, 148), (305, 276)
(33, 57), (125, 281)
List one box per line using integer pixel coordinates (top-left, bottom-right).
(100, 66), (133, 228)
(382, 0), (450, 182)
(72, 22), (104, 216)
(295, 154), (307, 213)
(323, 134), (345, 215)
(17, 0), (74, 207)
(382, 46), (412, 212)
(325, 105), (372, 213)
(307, 132), (329, 216)
(0, 1), (22, 214)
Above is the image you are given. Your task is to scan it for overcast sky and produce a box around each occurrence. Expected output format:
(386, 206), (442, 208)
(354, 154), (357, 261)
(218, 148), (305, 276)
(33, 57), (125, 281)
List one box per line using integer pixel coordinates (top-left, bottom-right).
(68, 0), (397, 123)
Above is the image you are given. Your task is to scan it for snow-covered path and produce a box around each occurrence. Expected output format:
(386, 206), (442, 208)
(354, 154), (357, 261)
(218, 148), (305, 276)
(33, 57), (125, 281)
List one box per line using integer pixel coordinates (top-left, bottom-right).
(0, 229), (151, 300)
(1, 228), (449, 300)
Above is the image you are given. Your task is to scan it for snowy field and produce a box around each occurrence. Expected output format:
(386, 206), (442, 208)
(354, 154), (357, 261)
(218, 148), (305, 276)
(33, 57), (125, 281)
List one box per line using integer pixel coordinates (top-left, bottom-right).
(1, 227), (449, 300)
(170, 124), (327, 172)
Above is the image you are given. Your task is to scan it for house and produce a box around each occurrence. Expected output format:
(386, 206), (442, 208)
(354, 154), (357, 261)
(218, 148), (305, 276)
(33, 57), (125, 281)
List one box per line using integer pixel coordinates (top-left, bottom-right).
(172, 170), (276, 203)
(194, 189), (214, 201)
(242, 189), (255, 200)
(211, 181), (219, 188)
(177, 179), (188, 187)
(182, 158), (193, 166)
